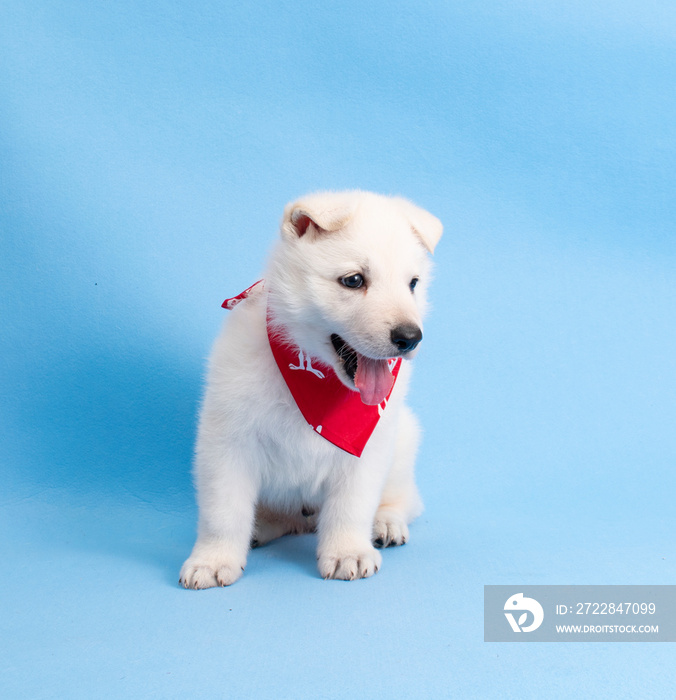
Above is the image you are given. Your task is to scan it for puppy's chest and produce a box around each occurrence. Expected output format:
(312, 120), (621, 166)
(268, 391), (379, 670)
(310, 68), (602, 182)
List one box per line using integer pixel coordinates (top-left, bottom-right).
(254, 422), (343, 504)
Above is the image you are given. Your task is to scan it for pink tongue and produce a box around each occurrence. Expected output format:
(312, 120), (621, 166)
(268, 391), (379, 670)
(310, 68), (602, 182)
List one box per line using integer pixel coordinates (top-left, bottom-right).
(354, 354), (395, 405)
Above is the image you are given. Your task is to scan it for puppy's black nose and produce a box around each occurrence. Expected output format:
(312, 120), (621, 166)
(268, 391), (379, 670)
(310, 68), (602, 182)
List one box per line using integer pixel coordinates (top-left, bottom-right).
(391, 324), (423, 353)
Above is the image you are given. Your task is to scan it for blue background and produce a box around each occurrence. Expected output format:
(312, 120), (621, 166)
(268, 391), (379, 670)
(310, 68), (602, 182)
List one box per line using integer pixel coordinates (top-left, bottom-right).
(2, 1), (675, 697)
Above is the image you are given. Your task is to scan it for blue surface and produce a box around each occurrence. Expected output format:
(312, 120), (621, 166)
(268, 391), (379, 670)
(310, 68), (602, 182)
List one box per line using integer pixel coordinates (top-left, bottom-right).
(2, 1), (675, 697)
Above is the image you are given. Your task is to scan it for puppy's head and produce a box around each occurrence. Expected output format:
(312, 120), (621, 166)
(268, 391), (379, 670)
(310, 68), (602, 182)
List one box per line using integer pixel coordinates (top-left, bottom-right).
(267, 191), (442, 405)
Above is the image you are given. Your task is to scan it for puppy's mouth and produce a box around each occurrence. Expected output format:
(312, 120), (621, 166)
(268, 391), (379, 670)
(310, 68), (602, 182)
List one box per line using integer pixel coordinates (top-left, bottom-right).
(330, 334), (395, 406)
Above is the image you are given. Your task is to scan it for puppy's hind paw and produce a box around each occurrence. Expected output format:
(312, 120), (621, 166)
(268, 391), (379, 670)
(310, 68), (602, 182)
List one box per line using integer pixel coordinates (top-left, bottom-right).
(372, 512), (409, 548)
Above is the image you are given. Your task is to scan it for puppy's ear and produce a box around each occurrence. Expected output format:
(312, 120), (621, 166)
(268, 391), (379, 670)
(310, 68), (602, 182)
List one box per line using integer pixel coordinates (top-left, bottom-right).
(282, 194), (352, 238)
(396, 198), (443, 254)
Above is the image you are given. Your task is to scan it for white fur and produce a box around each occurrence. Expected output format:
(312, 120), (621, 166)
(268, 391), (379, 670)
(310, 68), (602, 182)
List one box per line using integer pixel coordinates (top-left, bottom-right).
(180, 191), (442, 587)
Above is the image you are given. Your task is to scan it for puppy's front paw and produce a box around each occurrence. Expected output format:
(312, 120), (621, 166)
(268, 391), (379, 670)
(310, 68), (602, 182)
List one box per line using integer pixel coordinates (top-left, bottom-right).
(372, 511), (409, 548)
(317, 546), (382, 581)
(179, 546), (246, 589)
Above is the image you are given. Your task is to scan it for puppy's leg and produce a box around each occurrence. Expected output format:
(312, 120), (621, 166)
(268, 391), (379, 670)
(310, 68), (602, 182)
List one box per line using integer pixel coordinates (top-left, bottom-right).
(317, 460), (384, 581)
(180, 446), (258, 589)
(373, 405), (424, 548)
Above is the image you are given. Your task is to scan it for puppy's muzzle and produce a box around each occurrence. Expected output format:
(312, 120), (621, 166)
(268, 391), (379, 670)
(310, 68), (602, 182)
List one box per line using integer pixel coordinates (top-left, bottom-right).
(391, 324), (423, 354)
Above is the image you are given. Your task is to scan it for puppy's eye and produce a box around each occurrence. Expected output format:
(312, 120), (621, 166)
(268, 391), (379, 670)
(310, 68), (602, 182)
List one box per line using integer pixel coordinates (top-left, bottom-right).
(409, 277), (419, 292)
(340, 273), (364, 289)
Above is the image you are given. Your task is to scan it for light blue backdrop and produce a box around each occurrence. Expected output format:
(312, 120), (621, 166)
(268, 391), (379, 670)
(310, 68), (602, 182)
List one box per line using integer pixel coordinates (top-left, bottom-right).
(2, 1), (675, 698)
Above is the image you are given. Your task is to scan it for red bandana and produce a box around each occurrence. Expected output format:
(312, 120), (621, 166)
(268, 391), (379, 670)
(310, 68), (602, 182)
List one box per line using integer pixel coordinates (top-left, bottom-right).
(222, 281), (401, 457)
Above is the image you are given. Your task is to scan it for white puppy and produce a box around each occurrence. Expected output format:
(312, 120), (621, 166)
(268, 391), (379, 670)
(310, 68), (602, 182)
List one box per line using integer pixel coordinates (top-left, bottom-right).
(180, 191), (442, 587)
